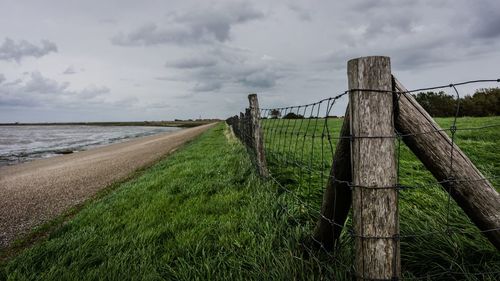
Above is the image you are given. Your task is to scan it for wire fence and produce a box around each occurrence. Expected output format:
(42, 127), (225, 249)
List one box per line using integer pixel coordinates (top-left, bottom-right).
(226, 78), (500, 280)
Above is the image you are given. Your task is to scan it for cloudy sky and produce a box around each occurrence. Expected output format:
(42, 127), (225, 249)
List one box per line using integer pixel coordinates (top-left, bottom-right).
(0, 0), (499, 122)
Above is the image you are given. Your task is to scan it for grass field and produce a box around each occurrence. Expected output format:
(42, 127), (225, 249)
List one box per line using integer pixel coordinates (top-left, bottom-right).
(1, 117), (499, 280)
(261, 116), (500, 280)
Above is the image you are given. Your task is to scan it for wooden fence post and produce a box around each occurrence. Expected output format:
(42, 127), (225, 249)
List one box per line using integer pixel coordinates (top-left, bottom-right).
(244, 108), (251, 147)
(248, 94), (269, 177)
(232, 115), (239, 138)
(348, 56), (400, 280)
(393, 77), (500, 250)
(239, 112), (245, 141)
(313, 107), (352, 250)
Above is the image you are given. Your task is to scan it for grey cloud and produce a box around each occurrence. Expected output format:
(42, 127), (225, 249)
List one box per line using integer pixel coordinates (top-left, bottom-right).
(24, 72), (69, 94)
(288, 4), (312, 21)
(0, 73), (5, 84)
(350, 0), (418, 11)
(0, 96), (39, 107)
(317, 38), (450, 71)
(239, 70), (280, 88)
(154, 76), (185, 82)
(3, 78), (23, 87)
(63, 66), (77, 75)
(0, 72), (111, 108)
(109, 96), (139, 108)
(111, 23), (196, 46)
(166, 57), (217, 69)
(362, 15), (417, 39)
(0, 38), (57, 62)
(99, 18), (117, 24)
(315, 0), (500, 71)
(167, 46), (289, 93)
(174, 93), (195, 99)
(474, 18), (500, 39)
(469, 1), (500, 39)
(141, 101), (172, 109)
(112, 2), (264, 46)
(193, 81), (222, 92)
(154, 77), (170, 81)
(78, 86), (110, 99)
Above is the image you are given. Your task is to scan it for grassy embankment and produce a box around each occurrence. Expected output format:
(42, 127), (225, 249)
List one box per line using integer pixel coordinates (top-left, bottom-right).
(1, 117), (499, 280)
(1, 124), (330, 280)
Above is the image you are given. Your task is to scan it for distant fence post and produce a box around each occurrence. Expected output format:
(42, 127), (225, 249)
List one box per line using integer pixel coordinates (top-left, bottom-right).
(348, 56), (400, 280)
(232, 115), (240, 138)
(244, 108), (251, 147)
(239, 112), (245, 141)
(226, 115), (240, 139)
(248, 94), (269, 178)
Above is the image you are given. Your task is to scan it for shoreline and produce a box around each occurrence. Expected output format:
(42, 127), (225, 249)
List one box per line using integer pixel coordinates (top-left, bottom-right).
(0, 120), (218, 128)
(0, 123), (217, 249)
(0, 125), (181, 167)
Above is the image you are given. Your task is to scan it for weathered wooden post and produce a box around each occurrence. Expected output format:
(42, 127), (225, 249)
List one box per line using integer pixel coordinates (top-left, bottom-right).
(244, 108), (252, 147)
(238, 112), (245, 141)
(248, 94), (269, 178)
(314, 108), (352, 250)
(393, 77), (500, 250)
(231, 115), (237, 138)
(348, 56), (400, 280)
(234, 115), (240, 138)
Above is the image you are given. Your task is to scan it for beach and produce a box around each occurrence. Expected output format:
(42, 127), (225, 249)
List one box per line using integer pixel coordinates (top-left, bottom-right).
(0, 123), (216, 248)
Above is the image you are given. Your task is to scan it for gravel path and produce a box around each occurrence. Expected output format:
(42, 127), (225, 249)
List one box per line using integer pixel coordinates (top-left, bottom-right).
(0, 123), (216, 248)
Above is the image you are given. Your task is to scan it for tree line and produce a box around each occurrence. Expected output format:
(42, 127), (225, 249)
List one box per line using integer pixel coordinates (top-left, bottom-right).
(265, 87), (499, 119)
(413, 87), (499, 117)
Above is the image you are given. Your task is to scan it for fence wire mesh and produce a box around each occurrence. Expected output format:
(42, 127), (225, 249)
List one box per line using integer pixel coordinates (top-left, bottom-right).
(226, 78), (500, 280)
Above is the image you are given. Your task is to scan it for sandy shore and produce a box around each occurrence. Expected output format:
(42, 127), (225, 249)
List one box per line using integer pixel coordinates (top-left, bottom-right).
(0, 123), (216, 248)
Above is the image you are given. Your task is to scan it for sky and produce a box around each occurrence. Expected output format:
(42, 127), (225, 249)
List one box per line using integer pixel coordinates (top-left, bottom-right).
(0, 0), (499, 122)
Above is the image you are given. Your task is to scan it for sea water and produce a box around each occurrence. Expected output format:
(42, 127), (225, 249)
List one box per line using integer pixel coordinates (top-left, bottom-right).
(0, 125), (180, 166)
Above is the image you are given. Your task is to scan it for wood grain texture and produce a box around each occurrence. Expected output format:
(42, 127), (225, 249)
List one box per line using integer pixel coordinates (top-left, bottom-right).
(348, 56), (400, 280)
(393, 77), (500, 250)
(313, 108), (352, 250)
(248, 94), (269, 177)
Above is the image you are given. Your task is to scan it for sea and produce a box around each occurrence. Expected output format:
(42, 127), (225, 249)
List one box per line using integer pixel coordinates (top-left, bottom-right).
(0, 125), (181, 167)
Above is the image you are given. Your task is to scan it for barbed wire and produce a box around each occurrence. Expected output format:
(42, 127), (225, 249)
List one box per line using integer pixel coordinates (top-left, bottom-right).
(226, 78), (500, 280)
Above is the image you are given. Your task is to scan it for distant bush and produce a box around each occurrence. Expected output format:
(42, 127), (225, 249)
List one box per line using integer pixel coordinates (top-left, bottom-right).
(283, 112), (304, 119)
(460, 88), (500, 117)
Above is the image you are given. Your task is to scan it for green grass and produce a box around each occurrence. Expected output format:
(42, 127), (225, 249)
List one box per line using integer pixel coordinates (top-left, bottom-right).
(1, 117), (499, 280)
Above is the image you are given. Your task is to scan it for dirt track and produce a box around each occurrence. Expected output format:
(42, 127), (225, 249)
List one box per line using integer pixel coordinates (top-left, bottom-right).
(0, 123), (216, 248)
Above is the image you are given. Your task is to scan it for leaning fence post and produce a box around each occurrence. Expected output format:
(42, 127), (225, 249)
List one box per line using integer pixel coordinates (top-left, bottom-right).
(313, 107), (352, 250)
(248, 94), (269, 178)
(348, 56), (400, 280)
